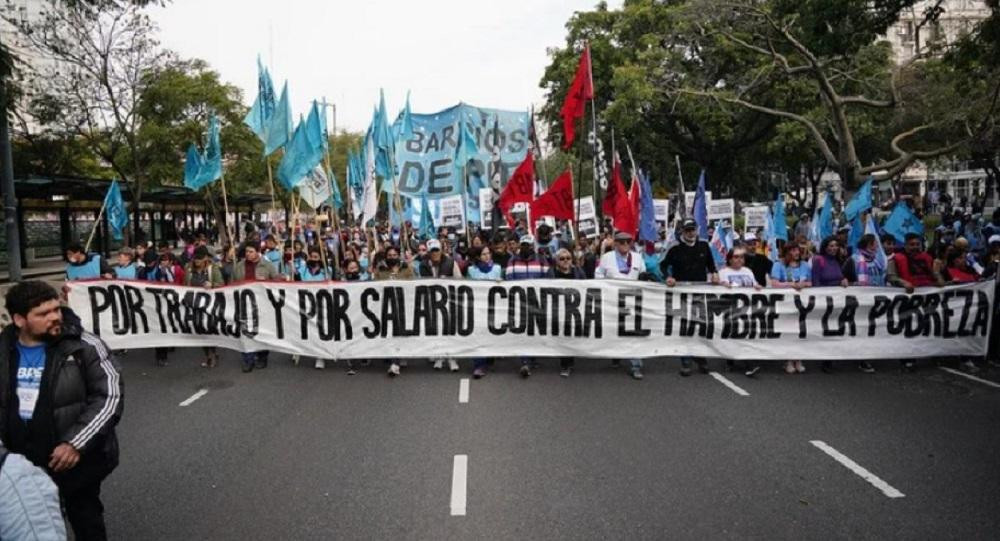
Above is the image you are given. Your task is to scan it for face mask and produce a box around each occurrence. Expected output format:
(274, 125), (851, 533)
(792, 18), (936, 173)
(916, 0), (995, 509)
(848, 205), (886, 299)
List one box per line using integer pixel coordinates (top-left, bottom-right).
(308, 260), (321, 269)
(346, 272), (360, 280)
(519, 247), (534, 258)
(385, 257), (400, 268)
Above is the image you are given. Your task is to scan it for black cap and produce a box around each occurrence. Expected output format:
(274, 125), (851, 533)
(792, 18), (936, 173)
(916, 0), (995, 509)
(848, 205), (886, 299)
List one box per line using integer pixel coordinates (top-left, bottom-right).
(613, 231), (633, 242)
(682, 219), (697, 230)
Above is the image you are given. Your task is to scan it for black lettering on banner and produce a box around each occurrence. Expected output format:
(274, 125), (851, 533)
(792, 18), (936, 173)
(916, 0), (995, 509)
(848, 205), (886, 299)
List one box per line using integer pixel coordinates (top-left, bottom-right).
(214, 292), (238, 337)
(162, 289), (189, 334)
(457, 286), (474, 336)
(904, 295), (924, 337)
(764, 294), (783, 338)
(921, 293), (942, 336)
(442, 125), (457, 151)
(448, 285), (459, 336)
(663, 291), (680, 336)
(332, 289), (353, 341)
(702, 293), (727, 339)
(487, 286), (507, 334)
(713, 294), (740, 339)
(361, 288), (380, 338)
(868, 296), (890, 336)
(193, 292), (213, 334)
(972, 291), (990, 337)
(526, 287), (548, 336)
(749, 294), (772, 339)
(299, 289), (316, 340)
(146, 287), (168, 333)
(399, 161), (424, 194)
(412, 286), (432, 335)
(583, 288), (602, 338)
(618, 288), (650, 337)
(106, 285), (129, 335)
(238, 289), (259, 338)
(956, 290), (973, 337)
(380, 286), (401, 338)
(794, 295), (815, 338)
(430, 285), (448, 335)
(886, 295), (908, 335)
(405, 130), (424, 153)
(820, 296), (840, 336)
(562, 288), (582, 336)
(683, 293), (708, 338)
(87, 286), (111, 337)
(508, 129), (526, 153)
(266, 289), (286, 340)
(428, 159), (453, 195)
(508, 286), (526, 334)
(941, 291), (957, 338)
(542, 288), (560, 335)
(426, 131), (441, 153)
(124, 285), (149, 334)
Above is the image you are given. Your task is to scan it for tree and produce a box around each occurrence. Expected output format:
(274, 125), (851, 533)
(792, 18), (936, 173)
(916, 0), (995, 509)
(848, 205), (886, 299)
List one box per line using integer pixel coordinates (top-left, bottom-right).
(5, 0), (170, 240)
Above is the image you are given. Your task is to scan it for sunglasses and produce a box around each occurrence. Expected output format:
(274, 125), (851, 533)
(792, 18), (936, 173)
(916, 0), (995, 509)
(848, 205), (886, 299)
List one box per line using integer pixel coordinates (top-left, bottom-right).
(557, 256), (571, 261)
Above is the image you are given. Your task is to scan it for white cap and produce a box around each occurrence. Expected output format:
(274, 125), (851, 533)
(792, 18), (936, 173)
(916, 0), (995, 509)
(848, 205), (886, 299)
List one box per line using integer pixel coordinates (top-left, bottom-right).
(519, 234), (536, 245)
(426, 239), (442, 251)
(744, 232), (758, 242)
(990, 235), (1000, 245)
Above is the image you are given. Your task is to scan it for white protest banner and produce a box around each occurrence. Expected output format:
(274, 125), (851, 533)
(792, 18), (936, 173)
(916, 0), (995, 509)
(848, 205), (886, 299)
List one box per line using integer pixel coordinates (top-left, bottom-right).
(707, 198), (735, 224)
(299, 166), (332, 209)
(68, 280), (993, 361)
(479, 188), (494, 230)
(744, 206), (769, 229)
(438, 195), (466, 232)
(684, 191), (712, 215)
(653, 199), (670, 229)
(576, 196), (598, 238)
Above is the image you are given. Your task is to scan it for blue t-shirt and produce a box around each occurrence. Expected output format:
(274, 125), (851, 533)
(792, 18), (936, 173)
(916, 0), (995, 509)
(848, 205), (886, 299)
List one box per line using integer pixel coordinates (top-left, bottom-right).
(15, 342), (46, 421)
(771, 260), (812, 284)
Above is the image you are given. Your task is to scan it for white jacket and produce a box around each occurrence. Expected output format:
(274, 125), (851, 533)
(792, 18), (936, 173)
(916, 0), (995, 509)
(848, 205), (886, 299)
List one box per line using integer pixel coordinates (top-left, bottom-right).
(595, 250), (646, 280)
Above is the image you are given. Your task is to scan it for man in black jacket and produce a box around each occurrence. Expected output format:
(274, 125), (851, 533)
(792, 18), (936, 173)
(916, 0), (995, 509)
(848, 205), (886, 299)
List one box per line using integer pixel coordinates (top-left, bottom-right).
(1, 281), (124, 541)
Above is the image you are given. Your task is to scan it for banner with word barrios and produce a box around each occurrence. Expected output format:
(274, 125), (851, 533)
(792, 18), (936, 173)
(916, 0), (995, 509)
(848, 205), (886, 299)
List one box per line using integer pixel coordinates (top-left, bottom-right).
(67, 280), (993, 361)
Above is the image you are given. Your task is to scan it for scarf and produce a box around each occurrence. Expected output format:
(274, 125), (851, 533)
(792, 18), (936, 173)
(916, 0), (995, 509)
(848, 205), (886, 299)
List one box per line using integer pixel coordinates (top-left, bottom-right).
(475, 261), (494, 274)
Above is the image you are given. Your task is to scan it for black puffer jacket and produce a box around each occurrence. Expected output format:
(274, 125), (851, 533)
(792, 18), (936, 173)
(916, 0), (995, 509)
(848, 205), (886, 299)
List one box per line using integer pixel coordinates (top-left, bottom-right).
(0, 308), (123, 477)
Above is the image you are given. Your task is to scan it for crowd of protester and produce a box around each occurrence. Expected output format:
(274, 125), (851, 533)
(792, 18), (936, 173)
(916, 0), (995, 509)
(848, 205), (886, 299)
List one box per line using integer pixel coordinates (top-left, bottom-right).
(61, 206), (1000, 380)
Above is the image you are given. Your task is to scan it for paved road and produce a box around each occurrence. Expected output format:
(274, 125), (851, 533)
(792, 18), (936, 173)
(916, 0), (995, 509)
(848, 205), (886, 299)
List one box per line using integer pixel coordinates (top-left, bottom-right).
(101, 350), (1000, 540)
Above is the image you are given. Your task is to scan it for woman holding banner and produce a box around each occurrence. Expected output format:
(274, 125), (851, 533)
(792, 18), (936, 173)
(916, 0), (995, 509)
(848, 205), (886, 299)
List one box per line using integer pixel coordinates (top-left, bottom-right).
(374, 245), (419, 377)
(183, 246), (224, 368)
(553, 248), (586, 378)
(467, 245), (502, 379)
(768, 243), (812, 375)
(718, 247), (762, 377)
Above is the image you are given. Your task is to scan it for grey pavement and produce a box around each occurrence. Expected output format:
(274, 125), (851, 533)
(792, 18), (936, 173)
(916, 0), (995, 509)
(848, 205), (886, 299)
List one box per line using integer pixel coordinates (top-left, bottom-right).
(101, 350), (1000, 540)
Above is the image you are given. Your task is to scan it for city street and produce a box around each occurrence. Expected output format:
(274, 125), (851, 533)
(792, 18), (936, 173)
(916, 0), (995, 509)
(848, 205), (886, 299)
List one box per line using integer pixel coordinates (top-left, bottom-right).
(103, 349), (1000, 540)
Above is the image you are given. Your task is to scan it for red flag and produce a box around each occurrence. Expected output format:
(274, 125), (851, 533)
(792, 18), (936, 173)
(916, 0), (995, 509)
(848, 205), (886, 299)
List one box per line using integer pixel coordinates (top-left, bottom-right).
(628, 172), (641, 236)
(530, 170), (575, 222)
(602, 153), (627, 217)
(560, 43), (593, 150)
(498, 152), (536, 226)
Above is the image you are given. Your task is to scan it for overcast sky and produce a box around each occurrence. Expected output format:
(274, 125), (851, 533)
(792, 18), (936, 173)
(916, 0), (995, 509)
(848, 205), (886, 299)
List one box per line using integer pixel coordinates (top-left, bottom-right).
(150, 0), (619, 132)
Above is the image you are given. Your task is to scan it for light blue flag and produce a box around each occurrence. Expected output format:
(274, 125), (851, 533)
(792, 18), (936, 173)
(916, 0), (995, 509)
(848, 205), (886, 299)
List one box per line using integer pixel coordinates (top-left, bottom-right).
(104, 179), (129, 241)
(394, 90), (414, 143)
(419, 193), (435, 240)
(817, 190), (834, 241)
(848, 212), (864, 254)
(773, 193), (788, 241)
(693, 170), (709, 240)
(183, 143), (202, 189)
(263, 82), (292, 156)
(709, 221), (727, 267)
(865, 214), (888, 270)
(243, 56), (276, 142)
(844, 177), (873, 221)
(329, 170), (344, 210)
(277, 103), (326, 190)
(764, 208), (780, 263)
(390, 195), (415, 228)
(638, 170), (658, 243)
(882, 202), (924, 244)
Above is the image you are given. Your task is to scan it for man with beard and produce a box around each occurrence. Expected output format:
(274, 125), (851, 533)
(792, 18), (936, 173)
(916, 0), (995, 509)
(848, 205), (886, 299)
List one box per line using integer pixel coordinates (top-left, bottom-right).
(661, 219), (720, 376)
(0, 281), (123, 540)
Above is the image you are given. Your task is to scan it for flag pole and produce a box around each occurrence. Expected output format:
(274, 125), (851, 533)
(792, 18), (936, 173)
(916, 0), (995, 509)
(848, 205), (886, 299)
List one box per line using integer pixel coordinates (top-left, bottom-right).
(675, 155), (687, 219)
(84, 198), (109, 254)
(462, 164), (472, 246)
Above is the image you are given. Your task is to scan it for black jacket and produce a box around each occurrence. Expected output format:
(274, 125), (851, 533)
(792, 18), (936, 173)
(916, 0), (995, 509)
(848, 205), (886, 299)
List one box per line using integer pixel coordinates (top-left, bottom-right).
(0, 308), (123, 479)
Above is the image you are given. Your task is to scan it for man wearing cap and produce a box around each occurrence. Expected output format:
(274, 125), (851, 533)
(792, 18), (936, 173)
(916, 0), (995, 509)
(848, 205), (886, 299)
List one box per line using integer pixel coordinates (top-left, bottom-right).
(418, 239), (462, 278)
(596, 231), (648, 380)
(742, 233), (772, 287)
(661, 219), (719, 376)
(505, 234), (553, 377)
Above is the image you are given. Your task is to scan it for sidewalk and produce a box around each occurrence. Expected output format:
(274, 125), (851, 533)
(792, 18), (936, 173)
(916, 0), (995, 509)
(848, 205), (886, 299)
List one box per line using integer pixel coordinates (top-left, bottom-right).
(0, 256), (67, 283)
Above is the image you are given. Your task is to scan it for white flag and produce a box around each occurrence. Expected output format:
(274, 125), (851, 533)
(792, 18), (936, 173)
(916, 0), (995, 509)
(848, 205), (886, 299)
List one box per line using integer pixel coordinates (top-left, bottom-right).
(361, 135), (378, 226)
(299, 166), (332, 209)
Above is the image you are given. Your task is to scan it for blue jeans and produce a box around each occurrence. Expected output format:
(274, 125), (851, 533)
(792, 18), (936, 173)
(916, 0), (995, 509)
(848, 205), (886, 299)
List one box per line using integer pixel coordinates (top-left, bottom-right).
(242, 351), (268, 367)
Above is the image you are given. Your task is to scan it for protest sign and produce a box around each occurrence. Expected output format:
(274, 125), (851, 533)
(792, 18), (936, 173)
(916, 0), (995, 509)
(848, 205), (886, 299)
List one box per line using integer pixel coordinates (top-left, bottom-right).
(653, 199), (670, 230)
(479, 188), (495, 229)
(576, 196), (598, 238)
(438, 195), (466, 232)
(684, 190), (712, 215)
(744, 206), (769, 229)
(707, 198), (735, 225)
(391, 103), (528, 201)
(69, 280), (993, 361)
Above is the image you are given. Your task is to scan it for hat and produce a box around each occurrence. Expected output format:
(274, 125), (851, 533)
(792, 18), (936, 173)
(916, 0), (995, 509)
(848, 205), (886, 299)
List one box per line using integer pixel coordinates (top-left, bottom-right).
(682, 219), (697, 230)
(744, 232), (758, 242)
(519, 234), (536, 245)
(990, 235), (1000, 245)
(614, 231), (633, 242)
(193, 246), (211, 260)
(837, 225), (851, 233)
(426, 239), (442, 251)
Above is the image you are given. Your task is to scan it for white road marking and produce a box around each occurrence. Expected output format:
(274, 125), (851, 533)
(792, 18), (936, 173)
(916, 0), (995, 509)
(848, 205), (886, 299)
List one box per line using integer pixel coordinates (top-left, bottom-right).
(709, 371), (750, 396)
(938, 367), (1000, 389)
(810, 440), (905, 499)
(450, 455), (468, 516)
(179, 389), (208, 407)
(459, 378), (470, 403)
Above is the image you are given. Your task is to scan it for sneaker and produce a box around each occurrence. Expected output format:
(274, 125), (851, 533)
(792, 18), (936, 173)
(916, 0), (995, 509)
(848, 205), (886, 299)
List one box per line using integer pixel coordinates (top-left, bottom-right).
(241, 363), (253, 373)
(560, 368), (571, 378)
(388, 363), (400, 377)
(680, 360), (692, 376)
(611, 359), (621, 369)
(859, 361), (875, 374)
(745, 365), (761, 377)
(520, 364), (531, 378)
(785, 361), (796, 375)
(903, 361), (916, 373)
(292, 354), (300, 366)
(631, 369), (644, 380)
(448, 359), (459, 372)
(472, 367), (486, 379)
(399, 359), (408, 368)
(433, 359), (444, 371)
(347, 367), (357, 376)
(962, 360), (980, 373)
(315, 359), (326, 370)
(795, 361), (806, 373)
